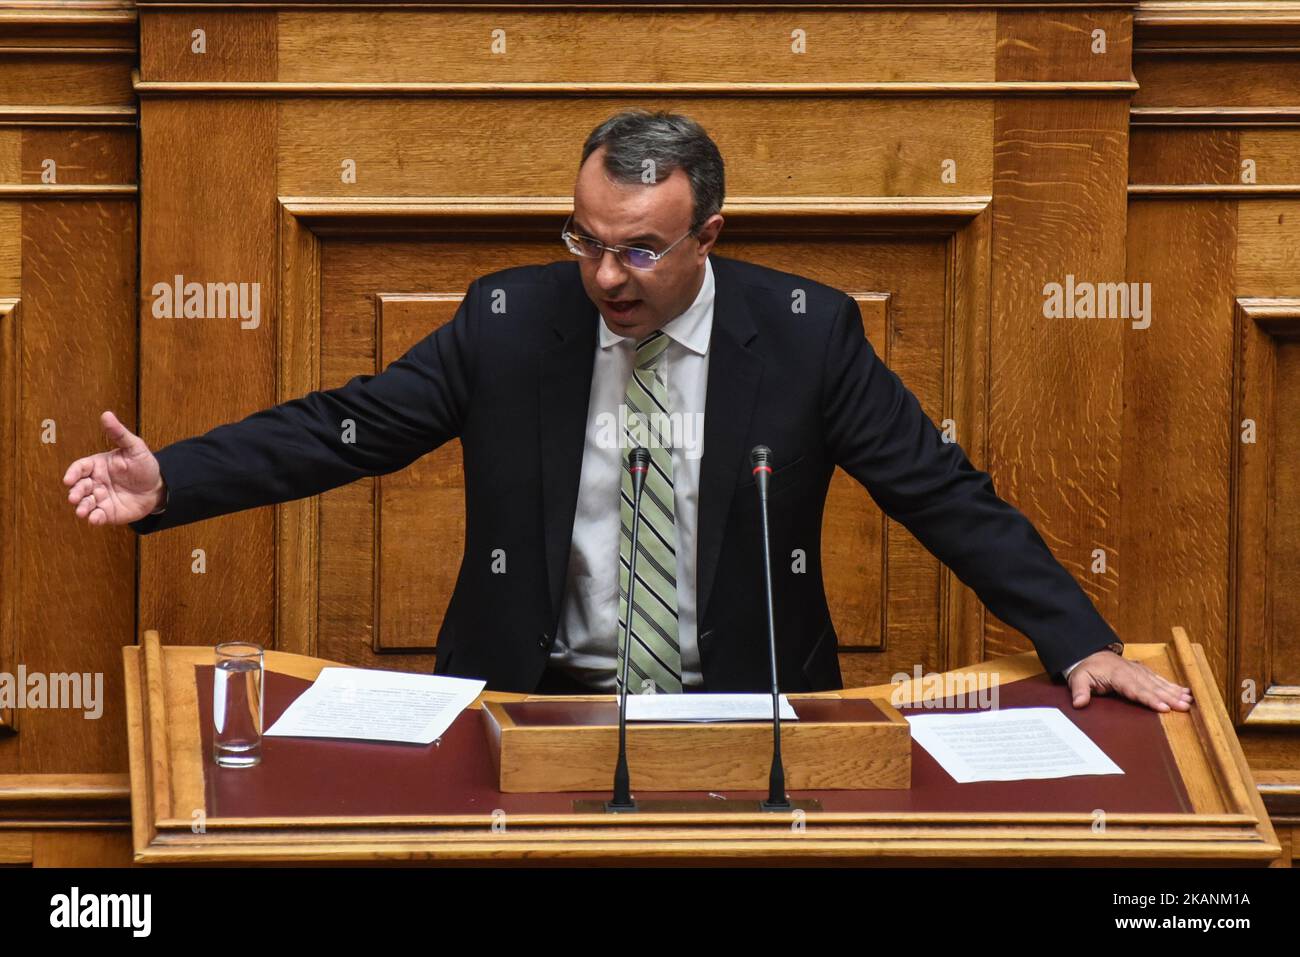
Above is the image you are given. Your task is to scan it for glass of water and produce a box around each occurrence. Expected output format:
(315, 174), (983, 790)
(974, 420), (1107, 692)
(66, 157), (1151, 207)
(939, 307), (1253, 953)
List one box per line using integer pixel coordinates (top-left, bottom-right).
(213, 642), (264, 768)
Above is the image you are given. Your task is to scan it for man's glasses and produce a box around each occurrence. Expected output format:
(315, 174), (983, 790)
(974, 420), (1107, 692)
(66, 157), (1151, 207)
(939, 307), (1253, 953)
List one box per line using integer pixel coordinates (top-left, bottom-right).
(561, 213), (696, 271)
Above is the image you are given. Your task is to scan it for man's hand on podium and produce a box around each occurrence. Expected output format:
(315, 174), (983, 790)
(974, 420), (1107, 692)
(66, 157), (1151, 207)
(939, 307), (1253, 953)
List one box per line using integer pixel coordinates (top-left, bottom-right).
(62, 410), (167, 526)
(1067, 651), (1193, 713)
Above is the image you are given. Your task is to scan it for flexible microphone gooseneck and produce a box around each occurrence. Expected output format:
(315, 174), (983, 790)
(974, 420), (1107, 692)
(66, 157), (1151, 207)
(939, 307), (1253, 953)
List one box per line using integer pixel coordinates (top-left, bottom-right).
(606, 446), (650, 812)
(751, 445), (792, 812)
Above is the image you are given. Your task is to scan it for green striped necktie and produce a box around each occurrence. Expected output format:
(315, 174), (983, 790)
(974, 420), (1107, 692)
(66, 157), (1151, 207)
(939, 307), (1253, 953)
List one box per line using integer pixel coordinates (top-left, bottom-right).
(617, 329), (683, 694)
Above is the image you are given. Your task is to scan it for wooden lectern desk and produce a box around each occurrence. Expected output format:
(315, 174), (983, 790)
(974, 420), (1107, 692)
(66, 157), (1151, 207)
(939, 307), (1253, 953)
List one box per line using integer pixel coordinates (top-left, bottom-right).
(123, 627), (1279, 865)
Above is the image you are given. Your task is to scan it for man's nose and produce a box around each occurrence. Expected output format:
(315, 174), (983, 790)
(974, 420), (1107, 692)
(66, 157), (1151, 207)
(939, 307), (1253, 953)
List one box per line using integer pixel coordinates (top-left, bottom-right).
(595, 247), (629, 289)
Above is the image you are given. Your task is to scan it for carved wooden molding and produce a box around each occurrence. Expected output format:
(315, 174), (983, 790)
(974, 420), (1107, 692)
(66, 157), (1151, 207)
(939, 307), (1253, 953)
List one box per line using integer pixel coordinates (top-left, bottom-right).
(0, 772), (132, 823)
(0, 184), (136, 197)
(0, 105), (137, 126)
(133, 70), (1139, 98)
(1131, 107), (1300, 127)
(1130, 184), (1300, 196)
(0, 1), (136, 52)
(1136, 1), (1300, 47)
(1231, 297), (1300, 728)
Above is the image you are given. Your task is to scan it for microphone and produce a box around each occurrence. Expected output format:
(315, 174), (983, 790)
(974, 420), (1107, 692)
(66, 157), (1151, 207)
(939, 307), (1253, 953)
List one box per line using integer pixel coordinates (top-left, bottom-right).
(750, 445), (792, 811)
(607, 446), (650, 812)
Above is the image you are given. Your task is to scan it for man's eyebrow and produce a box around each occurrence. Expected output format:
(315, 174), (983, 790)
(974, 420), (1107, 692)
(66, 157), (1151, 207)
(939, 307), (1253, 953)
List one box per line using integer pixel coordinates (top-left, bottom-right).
(571, 218), (665, 246)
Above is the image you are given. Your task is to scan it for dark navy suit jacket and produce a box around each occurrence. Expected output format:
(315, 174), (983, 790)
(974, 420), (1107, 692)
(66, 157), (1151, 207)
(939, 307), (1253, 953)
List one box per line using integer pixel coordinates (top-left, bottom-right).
(131, 253), (1121, 692)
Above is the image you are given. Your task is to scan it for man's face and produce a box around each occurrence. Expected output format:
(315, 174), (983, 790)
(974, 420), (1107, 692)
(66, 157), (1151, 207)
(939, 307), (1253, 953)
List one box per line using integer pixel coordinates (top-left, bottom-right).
(571, 145), (722, 341)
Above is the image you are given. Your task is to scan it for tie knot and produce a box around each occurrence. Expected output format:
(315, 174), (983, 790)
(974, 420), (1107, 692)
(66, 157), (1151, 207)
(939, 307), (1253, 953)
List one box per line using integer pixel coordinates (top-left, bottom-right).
(635, 329), (670, 370)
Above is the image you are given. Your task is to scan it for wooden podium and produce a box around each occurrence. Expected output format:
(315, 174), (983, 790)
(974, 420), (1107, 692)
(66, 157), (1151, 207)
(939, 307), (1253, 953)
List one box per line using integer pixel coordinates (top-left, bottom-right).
(122, 627), (1280, 865)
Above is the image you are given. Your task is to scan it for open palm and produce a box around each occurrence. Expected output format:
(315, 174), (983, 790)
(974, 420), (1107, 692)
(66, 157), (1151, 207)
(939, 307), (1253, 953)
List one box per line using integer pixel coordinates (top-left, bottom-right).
(63, 411), (164, 526)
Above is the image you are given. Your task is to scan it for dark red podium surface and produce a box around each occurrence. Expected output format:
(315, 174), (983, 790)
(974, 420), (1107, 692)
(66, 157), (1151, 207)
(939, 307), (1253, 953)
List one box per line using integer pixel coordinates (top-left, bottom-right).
(196, 665), (1191, 818)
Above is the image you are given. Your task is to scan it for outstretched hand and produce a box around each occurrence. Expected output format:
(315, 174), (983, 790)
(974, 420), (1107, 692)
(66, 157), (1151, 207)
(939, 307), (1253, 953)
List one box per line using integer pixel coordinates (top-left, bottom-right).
(1067, 650), (1193, 713)
(62, 411), (165, 526)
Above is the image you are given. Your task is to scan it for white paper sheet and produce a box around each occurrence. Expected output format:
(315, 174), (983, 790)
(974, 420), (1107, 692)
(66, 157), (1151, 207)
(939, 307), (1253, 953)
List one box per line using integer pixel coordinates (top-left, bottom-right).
(624, 693), (798, 722)
(264, 667), (485, 745)
(904, 707), (1123, 783)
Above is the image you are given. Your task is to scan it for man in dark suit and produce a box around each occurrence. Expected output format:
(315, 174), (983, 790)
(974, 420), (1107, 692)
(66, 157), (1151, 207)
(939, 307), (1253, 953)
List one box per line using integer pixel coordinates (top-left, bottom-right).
(64, 110), (1191, 713)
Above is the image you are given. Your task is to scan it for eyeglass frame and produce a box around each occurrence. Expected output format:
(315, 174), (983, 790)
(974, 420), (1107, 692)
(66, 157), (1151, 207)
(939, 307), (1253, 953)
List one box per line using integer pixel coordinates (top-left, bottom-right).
(560, 212), (697, 270)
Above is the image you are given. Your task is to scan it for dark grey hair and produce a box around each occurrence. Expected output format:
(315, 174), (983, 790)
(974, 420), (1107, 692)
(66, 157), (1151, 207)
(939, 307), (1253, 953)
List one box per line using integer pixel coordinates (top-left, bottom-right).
(580, 110), (725, 235)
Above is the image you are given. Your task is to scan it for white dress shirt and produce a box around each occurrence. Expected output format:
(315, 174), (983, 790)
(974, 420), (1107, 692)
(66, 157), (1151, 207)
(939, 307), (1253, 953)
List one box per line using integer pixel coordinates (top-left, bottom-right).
(551, 256), (715, 690)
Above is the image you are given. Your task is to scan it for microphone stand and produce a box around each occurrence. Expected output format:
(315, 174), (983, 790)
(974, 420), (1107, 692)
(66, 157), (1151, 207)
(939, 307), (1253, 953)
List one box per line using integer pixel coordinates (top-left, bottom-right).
(751, 445), (792, 812)
(606, 446), (650, 812)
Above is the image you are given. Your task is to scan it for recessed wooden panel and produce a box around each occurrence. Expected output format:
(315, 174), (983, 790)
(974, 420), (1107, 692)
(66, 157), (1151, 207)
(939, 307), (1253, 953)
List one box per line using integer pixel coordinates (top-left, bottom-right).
(19, 200), (136, 772)
(0, 56), (134, 107)
(277, 97), (994, 198)
(996, 9), (1132, 81)
(309, 229), (966, 685)
(821, 294), (888, 652)
(988, 97), (1128, 660)
(1134, 55), (1300, 109)
(0, 300), (17, 743)
(1120, 199), (1235, 675)
(140, 11), (277, 82)
(1239, 131), (1300, 185)
(1238, 200), (1300, 297)
(315, 238), (534, 670)
(1129, 127), (1238, 185)
(19, 128), (137, 185)
(374, 294), (465, 653)
(137, 98), (279, 657)
(276, 9), (996, 85)
(1232, 299), (1300, 729)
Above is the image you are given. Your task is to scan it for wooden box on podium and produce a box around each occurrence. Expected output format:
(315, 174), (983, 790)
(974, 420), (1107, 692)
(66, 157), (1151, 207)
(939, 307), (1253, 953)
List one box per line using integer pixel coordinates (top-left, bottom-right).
(481, 695), (911, 792)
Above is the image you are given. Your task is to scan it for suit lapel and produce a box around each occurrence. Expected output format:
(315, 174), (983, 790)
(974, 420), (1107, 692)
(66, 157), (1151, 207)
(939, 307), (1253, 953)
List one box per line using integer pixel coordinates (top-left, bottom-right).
(695, 255), (762, 629)
(539, 272), (599, 624)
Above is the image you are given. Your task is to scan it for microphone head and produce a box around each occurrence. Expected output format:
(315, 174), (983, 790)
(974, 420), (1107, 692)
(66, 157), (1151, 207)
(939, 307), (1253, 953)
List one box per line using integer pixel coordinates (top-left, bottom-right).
(750, 445), (771, 468)
(628, 447), (650, 469)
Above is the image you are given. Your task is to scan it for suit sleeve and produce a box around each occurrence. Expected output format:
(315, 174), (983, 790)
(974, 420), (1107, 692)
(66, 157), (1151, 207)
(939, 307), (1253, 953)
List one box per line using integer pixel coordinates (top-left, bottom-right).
(130, 278), (481, 535)
(821, 294), (1121, 678)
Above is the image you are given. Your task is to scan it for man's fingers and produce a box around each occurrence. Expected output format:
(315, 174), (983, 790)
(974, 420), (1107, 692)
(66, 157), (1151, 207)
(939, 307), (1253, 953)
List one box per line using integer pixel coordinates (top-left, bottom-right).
(62, 456), (95, 486)
(75, 490), (101, 519)
(1133, 664), (1194, 701)
(1118, 669), (1192, 713)
(1069, 672), (1092, 708)
(67, 476), (94, 503)
(100, 410), (142, 454)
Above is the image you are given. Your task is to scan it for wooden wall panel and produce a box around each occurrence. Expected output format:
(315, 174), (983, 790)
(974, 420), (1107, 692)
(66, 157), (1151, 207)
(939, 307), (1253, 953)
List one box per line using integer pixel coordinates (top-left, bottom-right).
(274, 9), (999, 84)
(1131, 4), (1300, 825)
(275, 97), (994, 199)
(136, 98), (278, 654)
(0, 2), (137, 789)
(1120, 198), (1235, 686)
(7, 0), (1300, 844)
(987, 96), (1129, 660)
(375, 294), (465, 654)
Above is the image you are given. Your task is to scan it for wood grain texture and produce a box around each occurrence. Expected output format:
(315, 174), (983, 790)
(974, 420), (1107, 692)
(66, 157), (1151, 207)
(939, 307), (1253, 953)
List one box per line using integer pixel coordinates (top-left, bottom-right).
(137, 98), (278, 655)
(275, 8), (997, 85)
(277, 97), (994, 197)
(988, 97), (1128, 659)
(1120, 198), (1234, 690)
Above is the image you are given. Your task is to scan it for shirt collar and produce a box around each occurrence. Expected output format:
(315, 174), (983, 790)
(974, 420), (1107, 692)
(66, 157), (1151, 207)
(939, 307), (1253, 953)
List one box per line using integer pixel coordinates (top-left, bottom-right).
(597, 255), (714, 356)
